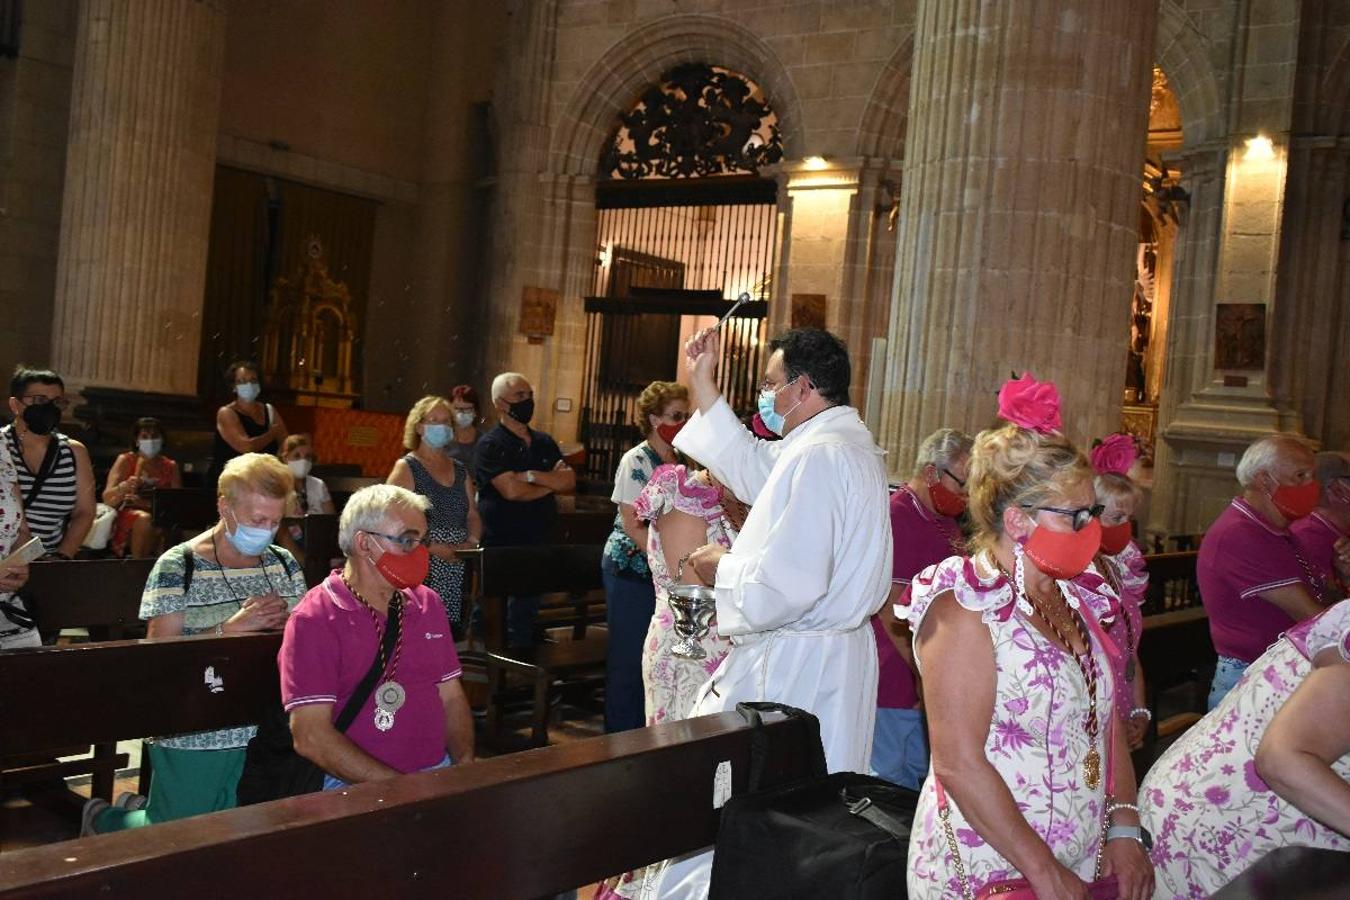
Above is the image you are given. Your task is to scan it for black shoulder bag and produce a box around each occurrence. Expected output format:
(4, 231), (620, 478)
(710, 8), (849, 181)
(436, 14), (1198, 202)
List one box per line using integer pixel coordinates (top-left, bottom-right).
(229, 554), (402, 803)
(708, 702), (918, 900)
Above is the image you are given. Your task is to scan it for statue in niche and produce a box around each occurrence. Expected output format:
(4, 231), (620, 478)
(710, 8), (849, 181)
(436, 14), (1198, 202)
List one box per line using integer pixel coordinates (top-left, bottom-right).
(260, 236), (359, 408)
(1126, 239), (1156, 403)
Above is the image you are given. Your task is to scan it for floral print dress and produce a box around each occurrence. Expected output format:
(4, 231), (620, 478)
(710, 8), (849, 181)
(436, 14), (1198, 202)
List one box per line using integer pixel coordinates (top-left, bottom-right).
(1140, 600), (1350, 899)
(1093, 541), (1149, 724)
(632, 464), (737, 724)
(899, 553), (1119, 899)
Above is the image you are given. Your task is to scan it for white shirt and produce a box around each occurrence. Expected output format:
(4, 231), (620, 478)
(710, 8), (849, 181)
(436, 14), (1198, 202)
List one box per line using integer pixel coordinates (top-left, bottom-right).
(650, 398), (892, 898)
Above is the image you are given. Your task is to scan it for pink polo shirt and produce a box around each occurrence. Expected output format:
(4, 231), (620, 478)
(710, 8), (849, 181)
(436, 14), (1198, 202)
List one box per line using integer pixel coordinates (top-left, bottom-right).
(1292, 512), (1345, 598)
(1198, 499), (1314, 664)
(280, 572), (463, 774)
(875, 486), (965, 709)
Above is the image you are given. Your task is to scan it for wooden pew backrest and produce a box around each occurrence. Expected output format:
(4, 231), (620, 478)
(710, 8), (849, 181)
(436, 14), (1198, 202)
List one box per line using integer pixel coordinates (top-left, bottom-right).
(150, 488), (217, 533)
(1, 633), (282, 755)
(23, 558), (157, 633)
(0, 711), (821, 900)
(479, 544), (603, 599)
(1141, 551), (1201, 616)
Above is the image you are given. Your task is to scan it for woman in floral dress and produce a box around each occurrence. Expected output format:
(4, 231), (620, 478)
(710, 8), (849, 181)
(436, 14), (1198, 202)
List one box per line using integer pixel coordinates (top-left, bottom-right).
(1141, 598), (1350, 898)
(632, 463), (745, 724)
(900, 375), (1154, 900)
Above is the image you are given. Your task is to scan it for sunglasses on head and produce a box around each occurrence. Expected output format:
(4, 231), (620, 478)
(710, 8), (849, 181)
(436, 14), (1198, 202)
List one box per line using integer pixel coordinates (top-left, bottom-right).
(1021, 504), (1104, 532)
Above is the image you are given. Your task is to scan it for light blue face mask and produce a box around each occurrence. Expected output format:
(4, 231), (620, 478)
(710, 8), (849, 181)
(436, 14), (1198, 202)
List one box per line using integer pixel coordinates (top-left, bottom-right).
(756, 378), (801, 437)
(235, 381), (261, 403)
(422, 423), (452, 448)
(224, 508), (276, 557)
(138, 438), (162, 458)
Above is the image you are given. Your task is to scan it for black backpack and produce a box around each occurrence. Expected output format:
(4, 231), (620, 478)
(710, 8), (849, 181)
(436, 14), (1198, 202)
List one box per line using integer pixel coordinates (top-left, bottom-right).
(708, 702), (917, 900)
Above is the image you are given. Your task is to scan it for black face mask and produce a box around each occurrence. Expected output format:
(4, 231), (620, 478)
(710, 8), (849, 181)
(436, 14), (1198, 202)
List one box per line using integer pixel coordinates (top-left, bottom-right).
(506, 397), (535, 425)
(21, 403), (62, 436)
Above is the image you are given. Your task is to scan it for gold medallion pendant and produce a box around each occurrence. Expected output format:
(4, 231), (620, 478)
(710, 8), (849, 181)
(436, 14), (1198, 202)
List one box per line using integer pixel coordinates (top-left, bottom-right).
(1083, 747), (1102, 790)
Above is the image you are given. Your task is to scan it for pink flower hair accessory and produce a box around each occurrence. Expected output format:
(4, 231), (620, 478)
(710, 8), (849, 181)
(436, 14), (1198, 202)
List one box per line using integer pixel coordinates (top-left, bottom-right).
(997, 372), (1062, 434)
(1091, 433), (1137, 476)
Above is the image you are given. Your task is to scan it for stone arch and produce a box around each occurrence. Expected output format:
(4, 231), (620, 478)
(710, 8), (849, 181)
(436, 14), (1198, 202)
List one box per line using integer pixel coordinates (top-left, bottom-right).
(855, 32), (915, 161)
(1155, 0), (1224, 148)
(551, 14), (805, 177)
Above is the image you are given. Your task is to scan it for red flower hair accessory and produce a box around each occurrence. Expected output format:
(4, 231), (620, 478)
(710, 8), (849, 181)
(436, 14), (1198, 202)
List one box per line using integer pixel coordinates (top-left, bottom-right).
(1090, 433), (1137, 476)
(997, 372), (1062, 434)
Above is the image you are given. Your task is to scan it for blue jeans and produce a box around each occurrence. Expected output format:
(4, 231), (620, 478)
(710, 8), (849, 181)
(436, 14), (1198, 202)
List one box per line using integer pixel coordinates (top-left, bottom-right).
(602, 558), (656, 733)
(322, 753), (452, 791)
(1208, 656), (1248, 711)
(870, 707), (929, 790)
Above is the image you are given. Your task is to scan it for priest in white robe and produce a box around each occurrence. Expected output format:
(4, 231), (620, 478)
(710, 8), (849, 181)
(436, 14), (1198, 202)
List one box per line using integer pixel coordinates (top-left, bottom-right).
(646, 326), (892, 898)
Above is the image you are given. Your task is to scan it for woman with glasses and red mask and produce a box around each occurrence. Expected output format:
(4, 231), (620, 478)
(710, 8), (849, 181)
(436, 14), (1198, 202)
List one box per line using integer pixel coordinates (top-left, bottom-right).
(3, 366), (95, 561)
(1088, 433), (1152, 749)
(900, 374), (1154, 900)
(871, 427), (972, 792)
(602, 380), (689, 733)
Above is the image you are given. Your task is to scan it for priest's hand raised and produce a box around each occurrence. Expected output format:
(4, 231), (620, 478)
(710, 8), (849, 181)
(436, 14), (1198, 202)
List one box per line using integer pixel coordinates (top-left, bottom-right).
(687, 543), (727, 586)
(683, 327), (721, 413)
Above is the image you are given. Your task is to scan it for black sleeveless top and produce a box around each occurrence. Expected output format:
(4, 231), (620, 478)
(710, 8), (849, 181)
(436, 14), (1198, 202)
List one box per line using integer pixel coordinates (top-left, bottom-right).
(210, 404), (277, 483)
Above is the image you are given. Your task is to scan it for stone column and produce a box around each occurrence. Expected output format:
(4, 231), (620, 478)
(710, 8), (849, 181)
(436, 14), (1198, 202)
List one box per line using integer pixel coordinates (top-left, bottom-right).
(878, 0), (1157, 472)
(50, 0), (225, 397)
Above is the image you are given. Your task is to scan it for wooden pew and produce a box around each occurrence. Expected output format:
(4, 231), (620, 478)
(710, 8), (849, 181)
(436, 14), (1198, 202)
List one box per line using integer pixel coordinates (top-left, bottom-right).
(548, 510), (615, 545)
(1139, 551), (1214, 748)
(1210, 846), (1350, 899)
(0, 634), (282, 804)
(478, 544), (607, 748)
(23, 558), (157, 641)
(281, 514), (340, 588)
(0, 710), (822, 899)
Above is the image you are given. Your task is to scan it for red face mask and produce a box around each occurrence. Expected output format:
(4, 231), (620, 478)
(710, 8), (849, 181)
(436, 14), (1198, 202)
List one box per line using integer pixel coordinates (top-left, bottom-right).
(656, 420), (685, 446)
(1270, 480), (1318, 522)
(1098, 521), (1133, 556)
(1023, 517), (1102, 580)
(928, 479), (967, 518)
(373, 543), (430, 590)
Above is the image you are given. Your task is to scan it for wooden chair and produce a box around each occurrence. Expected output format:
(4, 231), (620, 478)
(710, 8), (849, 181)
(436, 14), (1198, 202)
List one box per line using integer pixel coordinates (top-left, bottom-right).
(479, 544), (607, 747)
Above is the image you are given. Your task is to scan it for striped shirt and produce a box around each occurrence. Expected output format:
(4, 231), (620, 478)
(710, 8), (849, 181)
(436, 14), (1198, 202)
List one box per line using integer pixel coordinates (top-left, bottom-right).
(3, 426), (78, 553)
(140, 540), (307, 750)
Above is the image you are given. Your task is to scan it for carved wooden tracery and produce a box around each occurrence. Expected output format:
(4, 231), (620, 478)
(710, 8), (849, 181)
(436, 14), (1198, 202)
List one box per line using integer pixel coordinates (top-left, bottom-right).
(599, 63), (784, 180)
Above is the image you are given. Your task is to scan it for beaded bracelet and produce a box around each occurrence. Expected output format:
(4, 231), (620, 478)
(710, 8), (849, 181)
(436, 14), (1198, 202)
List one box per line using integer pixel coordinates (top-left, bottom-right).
(1128, 707), (1152, 721)
(1107, 801), (1140, 819)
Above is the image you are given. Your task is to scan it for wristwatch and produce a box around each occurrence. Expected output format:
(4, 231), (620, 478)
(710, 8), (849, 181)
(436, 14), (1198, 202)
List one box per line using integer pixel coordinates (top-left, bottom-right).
(1105, 824), (1153, 851)
(525, 470), (537, 485)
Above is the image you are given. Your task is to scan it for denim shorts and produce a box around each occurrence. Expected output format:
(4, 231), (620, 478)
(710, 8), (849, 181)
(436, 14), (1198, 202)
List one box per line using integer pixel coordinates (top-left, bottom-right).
(1207, 656), (1248, 711)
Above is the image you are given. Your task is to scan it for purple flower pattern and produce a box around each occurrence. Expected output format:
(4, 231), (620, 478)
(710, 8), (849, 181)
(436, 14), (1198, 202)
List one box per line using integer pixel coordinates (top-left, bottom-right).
(1140, 626), (1350, 898)
(900, 555), (1118, 898)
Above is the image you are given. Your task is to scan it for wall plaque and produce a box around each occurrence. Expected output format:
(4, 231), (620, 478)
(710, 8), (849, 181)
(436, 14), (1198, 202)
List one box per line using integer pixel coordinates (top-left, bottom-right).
(1214, 303), (1265, 370)
(519, 287), (560, 344)
(790, 293), (827, 330)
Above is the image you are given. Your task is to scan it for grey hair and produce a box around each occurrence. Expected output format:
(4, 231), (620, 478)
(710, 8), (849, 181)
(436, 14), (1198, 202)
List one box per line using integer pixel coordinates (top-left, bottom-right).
(1235, 432), (1314, 488)
(338, 484), (431, 556)
(913, 427), (974, 478)
(490, 372), (528, 403)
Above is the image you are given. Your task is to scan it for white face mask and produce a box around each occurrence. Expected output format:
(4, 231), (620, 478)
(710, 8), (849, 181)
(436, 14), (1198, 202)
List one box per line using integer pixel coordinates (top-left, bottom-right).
(138, 438), (162, 458)
(453, 411), (476, 429)
(287, 458), (312, 479)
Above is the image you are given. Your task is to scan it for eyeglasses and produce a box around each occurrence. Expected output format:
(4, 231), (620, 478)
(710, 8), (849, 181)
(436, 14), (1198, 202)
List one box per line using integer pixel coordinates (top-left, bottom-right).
(20, 395), (68, 409)
(942, 467), (966, 489)
(661, 410), (689, 423)
(1022, 503), (1105, 532)
(362, 530), (430, 553)
(759, 376), (799, 394)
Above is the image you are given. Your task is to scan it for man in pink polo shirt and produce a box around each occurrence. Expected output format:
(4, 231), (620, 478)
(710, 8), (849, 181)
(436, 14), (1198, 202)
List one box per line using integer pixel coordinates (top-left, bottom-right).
(1199, 433), (1323, 710)
(872, 428), (972, 789)
(1292, 451), (1350, 602)
(281, 484), (475, 787)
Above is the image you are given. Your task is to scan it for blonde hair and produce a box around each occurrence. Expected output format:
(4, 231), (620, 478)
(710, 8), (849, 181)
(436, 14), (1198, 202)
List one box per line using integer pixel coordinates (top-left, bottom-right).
(280, 433), (313, 459)
(218, 452), (294, 505)
(403, 395), (452, 450)
(967, 423), (1092, 554)
(1094, 471), (1140, 507)
(635, 381), (689, 436)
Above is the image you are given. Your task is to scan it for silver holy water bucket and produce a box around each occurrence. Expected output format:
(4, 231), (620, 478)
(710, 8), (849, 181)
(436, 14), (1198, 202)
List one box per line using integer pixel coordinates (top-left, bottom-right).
(666, 582), (717, 660)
